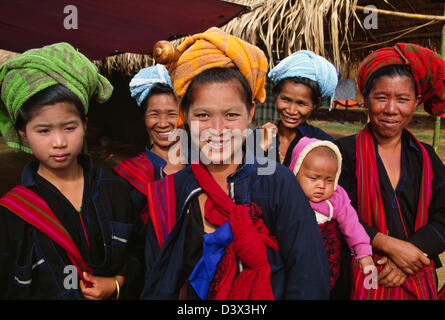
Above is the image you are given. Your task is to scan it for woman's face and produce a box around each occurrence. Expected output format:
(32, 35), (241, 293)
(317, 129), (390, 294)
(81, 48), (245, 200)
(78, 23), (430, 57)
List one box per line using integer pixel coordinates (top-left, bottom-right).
(366, 75), (421, 140)
(186, 79), (255, 165)
(144, 93), (178, 149)
(276, 81), (316, 129)
(19, 101), (86, 172)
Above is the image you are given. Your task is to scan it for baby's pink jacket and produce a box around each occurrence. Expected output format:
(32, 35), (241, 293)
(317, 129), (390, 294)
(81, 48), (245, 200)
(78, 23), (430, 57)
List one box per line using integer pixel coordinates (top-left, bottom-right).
(310, 185), (373, 260)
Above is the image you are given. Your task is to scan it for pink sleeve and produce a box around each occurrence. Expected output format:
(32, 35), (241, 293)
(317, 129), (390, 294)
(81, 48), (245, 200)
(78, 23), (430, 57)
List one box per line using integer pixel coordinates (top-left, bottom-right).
(330, 185), (373, 260)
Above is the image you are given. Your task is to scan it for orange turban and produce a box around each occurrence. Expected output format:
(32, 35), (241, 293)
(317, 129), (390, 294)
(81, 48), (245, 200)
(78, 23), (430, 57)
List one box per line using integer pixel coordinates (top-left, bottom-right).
(153, 27), (268, 125)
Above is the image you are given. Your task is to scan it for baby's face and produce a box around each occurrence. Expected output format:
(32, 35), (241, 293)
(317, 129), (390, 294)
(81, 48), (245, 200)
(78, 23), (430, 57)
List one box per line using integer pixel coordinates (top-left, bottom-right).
(296, 150), (337, 203)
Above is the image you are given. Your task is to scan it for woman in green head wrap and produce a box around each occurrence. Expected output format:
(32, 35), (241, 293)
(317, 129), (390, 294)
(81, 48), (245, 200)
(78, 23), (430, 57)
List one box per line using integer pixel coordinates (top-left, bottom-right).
(0, 43), (142, 300)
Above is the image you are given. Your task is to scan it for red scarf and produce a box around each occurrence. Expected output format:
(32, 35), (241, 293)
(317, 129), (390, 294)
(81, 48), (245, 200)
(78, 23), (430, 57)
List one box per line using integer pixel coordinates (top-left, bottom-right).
(0, 186), (93, 287)
(351, 126), (438, 300)
(113, 153), (155, 224)
(191, 163), (278, 300)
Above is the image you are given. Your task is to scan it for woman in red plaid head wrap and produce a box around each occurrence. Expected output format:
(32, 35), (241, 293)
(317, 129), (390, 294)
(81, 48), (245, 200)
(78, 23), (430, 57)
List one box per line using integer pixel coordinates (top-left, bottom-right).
(334, 43), (445, 300)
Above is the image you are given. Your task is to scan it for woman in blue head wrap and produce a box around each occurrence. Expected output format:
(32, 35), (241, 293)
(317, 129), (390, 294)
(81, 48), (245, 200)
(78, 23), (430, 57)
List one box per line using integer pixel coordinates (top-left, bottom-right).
(113, 64), (185, 224)
(260, 50), (338, 167)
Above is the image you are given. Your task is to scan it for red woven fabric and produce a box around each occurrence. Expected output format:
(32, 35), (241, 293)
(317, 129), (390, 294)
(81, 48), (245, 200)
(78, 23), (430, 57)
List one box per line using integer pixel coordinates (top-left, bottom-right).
(351, 126), (437, 300)
(319, 220), (342, 290)
(191, 163), (278, 300)
(113, 153), (155, 224)
(0, 186), (93, 287)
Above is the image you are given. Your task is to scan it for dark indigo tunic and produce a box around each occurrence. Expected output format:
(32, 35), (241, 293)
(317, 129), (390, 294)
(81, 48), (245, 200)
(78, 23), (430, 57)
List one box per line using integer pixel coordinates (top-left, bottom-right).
(140, 155), (331, 300)
(0, 155), (142, 299)
(332, 127), (445, 298)
(263, 121), (334, 167)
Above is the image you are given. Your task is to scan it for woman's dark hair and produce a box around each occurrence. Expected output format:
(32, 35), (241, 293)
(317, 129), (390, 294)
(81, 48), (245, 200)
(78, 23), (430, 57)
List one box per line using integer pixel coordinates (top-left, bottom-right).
(272, 77), (321, 107)
(15, 84), (86, 131)
(142, 82), (177, 114)
(362, 64), (417, 99)
(180, 67), (253, 116)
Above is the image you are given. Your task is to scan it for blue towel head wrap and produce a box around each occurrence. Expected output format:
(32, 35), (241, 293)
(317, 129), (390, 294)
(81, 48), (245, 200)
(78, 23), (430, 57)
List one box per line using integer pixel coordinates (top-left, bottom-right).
(129, 64), (173, 107)
(268, 50), (338, 109)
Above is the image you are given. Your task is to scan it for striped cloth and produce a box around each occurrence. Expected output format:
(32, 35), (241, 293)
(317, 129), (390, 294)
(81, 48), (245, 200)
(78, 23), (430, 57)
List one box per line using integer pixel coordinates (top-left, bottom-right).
(146, 175), (177, 248)
(0, 185), (93, 286)
(112, 153), (155, 196)
(351, 126), (437, 300)
(112, 152), (155, 224)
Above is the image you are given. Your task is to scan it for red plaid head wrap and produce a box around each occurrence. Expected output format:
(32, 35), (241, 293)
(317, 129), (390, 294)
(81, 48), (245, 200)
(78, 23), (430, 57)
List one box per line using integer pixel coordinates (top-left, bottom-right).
(357, 43), (445, 117)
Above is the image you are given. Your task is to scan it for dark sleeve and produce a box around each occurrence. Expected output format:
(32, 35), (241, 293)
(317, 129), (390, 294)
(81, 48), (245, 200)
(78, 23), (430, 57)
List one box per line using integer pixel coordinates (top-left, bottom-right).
(139, 216), (163, 299)
(0, 206), (22, 300)
(297, 123), (334, 142)
(0, 206), (16, 298)
(109, 179), (145, 299)
(335, 135), (380, 242)
(408, 144), (445, 256)
(273, 166), (330, 299)
(142, 217), (161, 276)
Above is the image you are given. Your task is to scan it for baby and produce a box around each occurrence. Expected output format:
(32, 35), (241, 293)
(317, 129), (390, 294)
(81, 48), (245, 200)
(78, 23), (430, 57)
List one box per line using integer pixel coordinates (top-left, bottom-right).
(290, 137), (375, 288)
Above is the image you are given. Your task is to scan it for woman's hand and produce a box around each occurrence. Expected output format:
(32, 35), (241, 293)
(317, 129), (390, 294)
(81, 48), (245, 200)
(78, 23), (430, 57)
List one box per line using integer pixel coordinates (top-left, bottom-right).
(259, 122), (277, 152)
(372, 232), (430, 275)
(386, 238), (430, 275)
(376, 256), (407, 287)
(79, 272), (124, 300)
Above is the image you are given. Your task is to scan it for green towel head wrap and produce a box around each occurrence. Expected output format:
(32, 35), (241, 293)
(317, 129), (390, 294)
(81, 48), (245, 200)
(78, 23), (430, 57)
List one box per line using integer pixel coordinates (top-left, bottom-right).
(0, 42), (113, 153)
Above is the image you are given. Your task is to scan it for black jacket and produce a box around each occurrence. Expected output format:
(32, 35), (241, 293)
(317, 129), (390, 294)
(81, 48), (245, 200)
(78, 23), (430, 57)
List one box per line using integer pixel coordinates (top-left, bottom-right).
(0, 155), (142, 299)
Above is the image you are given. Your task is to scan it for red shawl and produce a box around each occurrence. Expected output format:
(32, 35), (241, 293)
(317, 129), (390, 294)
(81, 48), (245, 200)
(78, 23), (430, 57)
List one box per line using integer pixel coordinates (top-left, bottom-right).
(191, 163), (278, 300)
(0, 186), (93, 286)
(113, 153), (155, 224)
(351, 126), (438, 300)
(357, 43), (445, 117)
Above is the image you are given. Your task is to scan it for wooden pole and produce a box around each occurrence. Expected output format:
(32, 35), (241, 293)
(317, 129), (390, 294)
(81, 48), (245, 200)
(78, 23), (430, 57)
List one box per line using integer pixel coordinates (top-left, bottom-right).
(355, 5), (445, 21)
(433, 5), (445, 153)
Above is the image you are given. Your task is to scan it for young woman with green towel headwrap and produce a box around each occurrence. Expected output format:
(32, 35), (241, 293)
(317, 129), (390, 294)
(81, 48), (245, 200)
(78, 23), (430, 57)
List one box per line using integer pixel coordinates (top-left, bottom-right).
(0, 42), (142, 299)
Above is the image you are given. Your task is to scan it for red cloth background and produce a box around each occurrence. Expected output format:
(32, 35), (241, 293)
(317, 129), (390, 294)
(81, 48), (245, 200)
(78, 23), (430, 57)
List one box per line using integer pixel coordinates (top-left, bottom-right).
(0, 0), (245, 60)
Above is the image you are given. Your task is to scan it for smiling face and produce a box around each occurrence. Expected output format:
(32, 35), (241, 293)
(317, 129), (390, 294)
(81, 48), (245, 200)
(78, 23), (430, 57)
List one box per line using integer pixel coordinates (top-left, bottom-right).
(296, 147), (338, 203)
(144, 93), (179, 150)
(275, 80), (317, 129)
(19, 101), (86, 172)
(366, 75), (421, 141)
(186, 79), (255, 165)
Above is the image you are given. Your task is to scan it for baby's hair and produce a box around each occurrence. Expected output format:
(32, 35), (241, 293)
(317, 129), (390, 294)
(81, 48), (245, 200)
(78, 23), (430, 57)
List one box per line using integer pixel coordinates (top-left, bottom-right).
(15, 84), (86, 131)
(180, 67), (253, 115)
(306, 146), (338, 165)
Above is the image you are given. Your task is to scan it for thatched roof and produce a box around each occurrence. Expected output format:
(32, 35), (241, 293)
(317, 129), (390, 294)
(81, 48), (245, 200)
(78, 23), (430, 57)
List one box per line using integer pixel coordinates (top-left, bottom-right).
(221, 0), (444, 77)
(91, 0), (444, 77)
